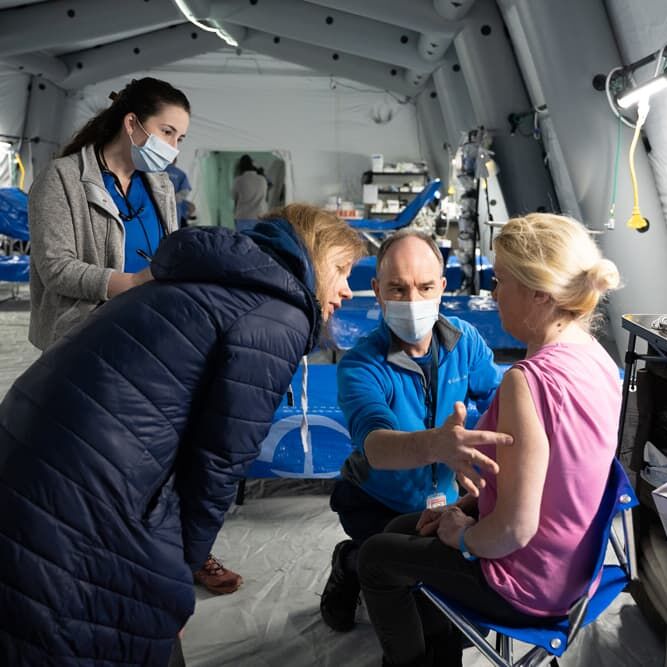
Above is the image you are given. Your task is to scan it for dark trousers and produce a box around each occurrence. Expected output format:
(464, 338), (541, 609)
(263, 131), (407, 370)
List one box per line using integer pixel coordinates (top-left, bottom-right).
(330, 479), (401, 574)
(358, 513), (563, 666)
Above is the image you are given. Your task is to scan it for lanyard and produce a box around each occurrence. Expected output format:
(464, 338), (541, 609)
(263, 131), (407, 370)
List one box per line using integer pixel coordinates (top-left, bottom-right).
(424, 335), (439, 490)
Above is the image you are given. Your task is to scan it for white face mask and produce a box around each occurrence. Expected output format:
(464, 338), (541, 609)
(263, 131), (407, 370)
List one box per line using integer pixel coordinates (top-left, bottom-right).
(130, 119), (179, 172)
(383, 299), (440, 344)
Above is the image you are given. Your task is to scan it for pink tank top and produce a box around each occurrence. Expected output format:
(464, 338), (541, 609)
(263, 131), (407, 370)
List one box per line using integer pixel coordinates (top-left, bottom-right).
(476, 340), (621, 616)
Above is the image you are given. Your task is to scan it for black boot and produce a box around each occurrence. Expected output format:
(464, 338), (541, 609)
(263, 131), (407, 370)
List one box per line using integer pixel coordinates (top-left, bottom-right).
(320, 540), (360, 632)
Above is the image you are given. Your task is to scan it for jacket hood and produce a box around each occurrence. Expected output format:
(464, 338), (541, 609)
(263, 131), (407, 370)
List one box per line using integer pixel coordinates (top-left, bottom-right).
(242, 217), (316, 292)
(151, 221), (321, 350)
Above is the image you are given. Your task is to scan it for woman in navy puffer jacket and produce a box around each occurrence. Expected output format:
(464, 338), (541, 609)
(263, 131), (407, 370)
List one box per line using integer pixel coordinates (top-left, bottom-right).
(0, 204), (364, 666)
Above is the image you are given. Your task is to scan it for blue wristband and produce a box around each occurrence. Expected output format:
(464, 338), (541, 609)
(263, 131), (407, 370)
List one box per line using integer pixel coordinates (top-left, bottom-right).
(459, 527), (478, 561)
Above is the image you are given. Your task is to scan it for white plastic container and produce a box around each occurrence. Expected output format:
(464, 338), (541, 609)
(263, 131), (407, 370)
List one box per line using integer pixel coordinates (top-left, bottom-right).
(362, 184), (378, 205)
(371, 154), (384, 172)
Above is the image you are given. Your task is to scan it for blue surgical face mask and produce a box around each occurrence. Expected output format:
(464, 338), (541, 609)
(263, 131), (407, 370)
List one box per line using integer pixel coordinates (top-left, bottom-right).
(130, 118), (179, 172)
(383, 299), (440, 344)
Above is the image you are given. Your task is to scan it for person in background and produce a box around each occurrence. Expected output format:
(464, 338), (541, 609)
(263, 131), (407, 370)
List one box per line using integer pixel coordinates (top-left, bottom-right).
(320, 229), (508, 633)
(0, 204), (365, 666)
(232, 153), (268, 231)
(357, 214), (622, 666)
(27, 76), (241, 599)
(166, 159), (196, 227)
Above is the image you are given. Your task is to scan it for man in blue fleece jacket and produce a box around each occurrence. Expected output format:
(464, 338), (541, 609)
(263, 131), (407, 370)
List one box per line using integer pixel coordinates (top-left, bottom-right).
(320, 230), (511, 632)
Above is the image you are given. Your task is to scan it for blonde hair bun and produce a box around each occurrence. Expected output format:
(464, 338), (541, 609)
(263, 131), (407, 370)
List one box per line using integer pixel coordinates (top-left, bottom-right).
(586, 259), (620, 295)
(494, 213), (620, 321)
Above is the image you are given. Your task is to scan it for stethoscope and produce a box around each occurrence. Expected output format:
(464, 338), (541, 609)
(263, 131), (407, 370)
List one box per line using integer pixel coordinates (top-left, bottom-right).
(98, 151), (166, 258)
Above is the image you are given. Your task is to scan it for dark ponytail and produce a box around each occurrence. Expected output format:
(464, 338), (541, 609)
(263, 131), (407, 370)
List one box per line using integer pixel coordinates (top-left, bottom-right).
(60, 77), (191, 157)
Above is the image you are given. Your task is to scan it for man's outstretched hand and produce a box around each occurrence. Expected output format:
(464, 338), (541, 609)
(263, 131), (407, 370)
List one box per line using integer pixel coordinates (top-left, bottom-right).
(434, 402), (512, 496)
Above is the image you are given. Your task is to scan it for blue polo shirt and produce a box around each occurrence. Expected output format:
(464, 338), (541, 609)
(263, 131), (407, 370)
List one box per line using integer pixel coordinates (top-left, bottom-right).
(102, 171), (163, 272)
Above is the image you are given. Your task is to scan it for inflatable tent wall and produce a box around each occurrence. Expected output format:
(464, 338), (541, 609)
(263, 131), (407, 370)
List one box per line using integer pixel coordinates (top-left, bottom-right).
(0, 0), (666, 355)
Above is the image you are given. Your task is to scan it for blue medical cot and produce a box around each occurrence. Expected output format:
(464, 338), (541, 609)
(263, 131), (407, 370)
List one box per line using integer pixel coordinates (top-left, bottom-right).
(347, 254), (495, 294)
(346, 178), (442, 233)
(245, 360), (624, 488)
(329, 295), (524, 352)
(0, 187), (29, 242)
(0, 187), (30, 291)
(246, 363), (494, 481)
(0, 254), (29, 282)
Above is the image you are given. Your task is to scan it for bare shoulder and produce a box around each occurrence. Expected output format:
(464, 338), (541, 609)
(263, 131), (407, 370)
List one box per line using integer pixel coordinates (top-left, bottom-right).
(499, 367), (531, 399)
(497, 367), (542, 434)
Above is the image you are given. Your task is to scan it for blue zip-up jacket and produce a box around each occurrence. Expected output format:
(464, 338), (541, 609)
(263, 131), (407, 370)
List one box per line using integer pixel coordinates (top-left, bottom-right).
(339, 316), (502, 514)
(0, 220), (320, 666)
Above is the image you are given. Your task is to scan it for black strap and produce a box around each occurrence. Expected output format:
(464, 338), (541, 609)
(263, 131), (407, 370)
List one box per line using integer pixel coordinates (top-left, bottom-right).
(96, 151), (167, 239)
(139, 171), (169, 239)
(427, 334), (439, 489)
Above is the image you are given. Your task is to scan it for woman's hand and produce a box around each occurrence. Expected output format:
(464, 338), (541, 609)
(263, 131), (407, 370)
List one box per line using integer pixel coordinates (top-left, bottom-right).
(436, 506), (476, 549)
(416, 508), (443, 536)
(107, 267), (154, 298)
(131, 266), (153, 287)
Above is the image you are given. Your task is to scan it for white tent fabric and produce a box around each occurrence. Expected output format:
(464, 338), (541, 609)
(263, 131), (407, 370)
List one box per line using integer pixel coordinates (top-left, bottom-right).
(0, 72), (28, 141)
(59, 65), (425, 219)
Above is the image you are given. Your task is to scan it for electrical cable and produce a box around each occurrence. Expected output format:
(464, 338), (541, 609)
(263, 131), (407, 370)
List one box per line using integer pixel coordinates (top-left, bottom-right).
(329, 77), (411, 105)
(606, 115), (622, 229)
(626, 98), (650, 231)
(605, 66), (636, 129)
(14, 152), (25, 191)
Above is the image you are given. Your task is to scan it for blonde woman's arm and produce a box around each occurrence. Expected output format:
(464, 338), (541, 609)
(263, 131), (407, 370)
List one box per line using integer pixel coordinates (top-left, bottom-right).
(436, 368), (550, 558)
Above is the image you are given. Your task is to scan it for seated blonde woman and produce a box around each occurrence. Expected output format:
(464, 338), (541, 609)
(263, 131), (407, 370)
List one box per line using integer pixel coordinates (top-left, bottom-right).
(357, 213), (622, 667)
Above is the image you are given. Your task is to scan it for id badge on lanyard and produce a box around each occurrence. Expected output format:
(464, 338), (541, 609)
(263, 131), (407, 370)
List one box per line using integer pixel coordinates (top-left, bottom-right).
(426, 462), (447, 509)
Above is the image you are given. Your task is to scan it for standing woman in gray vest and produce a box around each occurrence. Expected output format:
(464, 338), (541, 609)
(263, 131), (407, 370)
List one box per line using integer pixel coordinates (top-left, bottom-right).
(28, 77), (187, 351)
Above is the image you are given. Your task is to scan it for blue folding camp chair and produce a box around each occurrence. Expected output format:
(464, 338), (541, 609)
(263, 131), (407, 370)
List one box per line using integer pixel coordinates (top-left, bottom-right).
(347, 178), (442, 246)
(417, 458), (638, 666)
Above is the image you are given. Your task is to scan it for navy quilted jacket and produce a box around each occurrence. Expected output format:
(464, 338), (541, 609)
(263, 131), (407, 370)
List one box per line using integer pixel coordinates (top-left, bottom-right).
(0, 220), (321, 666)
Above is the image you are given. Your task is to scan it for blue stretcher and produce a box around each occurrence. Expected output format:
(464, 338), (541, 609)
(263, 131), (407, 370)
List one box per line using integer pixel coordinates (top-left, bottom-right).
(0, 187), (29, 241)
(246, 361), (625, 484)
(0, 254), (29, 282)
(348, 254), (495, 294)
(346, 178), (442, 233)
(329, 295), (525, 352)
(0, 188), (30, 287)
(247, 363), (494, 480)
